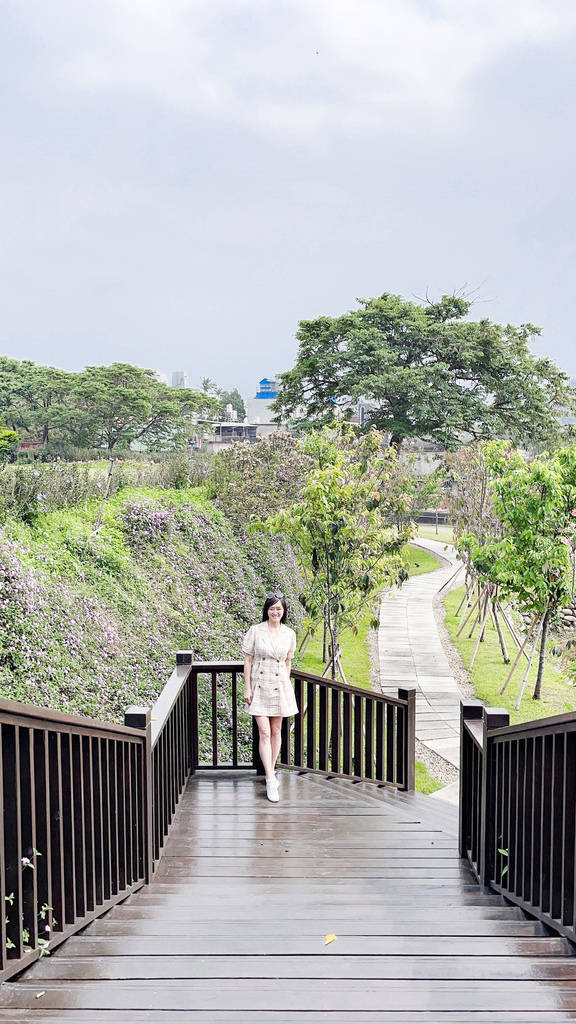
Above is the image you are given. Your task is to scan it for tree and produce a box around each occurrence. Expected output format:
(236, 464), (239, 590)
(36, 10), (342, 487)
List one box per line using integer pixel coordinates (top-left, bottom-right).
(468, 443), (576, 699)
(265, 427), (413, 678)
(272, 292), (576, 448)
(212, 431), (312, 525)
(0, 358), (77, 446)
(0, 422), (18, 463)
(218, 388), (246, 421)
(70, 364), (220, 450)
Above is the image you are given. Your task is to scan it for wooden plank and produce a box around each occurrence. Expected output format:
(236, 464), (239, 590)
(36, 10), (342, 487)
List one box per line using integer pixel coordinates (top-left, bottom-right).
(23, 953), (576, 982)
(5, 770), (575, 1018)
(4, 978), (576, 1012)
(58, 935), (569, 956)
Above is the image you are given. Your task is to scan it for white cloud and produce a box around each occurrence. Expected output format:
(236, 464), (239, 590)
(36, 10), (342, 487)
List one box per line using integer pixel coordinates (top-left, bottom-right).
(45, 0), (576, 140)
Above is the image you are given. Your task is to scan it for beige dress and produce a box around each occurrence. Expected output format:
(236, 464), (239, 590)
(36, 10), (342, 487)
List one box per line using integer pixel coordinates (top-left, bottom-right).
(242, 621), (298, 717)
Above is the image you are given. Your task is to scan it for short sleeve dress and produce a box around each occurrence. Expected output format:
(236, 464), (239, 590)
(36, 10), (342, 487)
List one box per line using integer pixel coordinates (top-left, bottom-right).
(242, 621), (298, 717)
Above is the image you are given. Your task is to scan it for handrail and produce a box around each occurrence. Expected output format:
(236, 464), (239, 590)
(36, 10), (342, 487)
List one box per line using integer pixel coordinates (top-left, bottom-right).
(0, 655), (417, 980)
(177, 656), (416, 790)
(460, 699), (576, 942)
(0, 697), (148, 983)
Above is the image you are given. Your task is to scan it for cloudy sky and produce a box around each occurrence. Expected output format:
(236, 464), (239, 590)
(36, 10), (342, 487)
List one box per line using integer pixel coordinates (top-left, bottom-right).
(1, 0), (576, 397)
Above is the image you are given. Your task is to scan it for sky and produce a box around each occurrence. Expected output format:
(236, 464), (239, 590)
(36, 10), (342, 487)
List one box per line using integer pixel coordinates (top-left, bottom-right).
(1, 0), (576, 399)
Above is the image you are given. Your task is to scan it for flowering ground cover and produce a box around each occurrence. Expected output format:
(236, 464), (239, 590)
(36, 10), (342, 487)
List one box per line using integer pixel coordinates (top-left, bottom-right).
(0, 485), (303, 725)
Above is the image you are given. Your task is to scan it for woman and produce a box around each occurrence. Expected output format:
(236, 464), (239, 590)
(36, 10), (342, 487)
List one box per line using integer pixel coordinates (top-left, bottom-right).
(242, 593), (298, 802)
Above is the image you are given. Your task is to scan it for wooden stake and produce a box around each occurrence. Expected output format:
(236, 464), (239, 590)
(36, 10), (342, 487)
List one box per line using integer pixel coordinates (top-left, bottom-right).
(469, 590), (491, 669)
(497, 603), (530, 662)
(438, 564), (464, 594)
(500, 613), (540, 694)
(492, 597), (510, 665)
(457, 587), (484, 636)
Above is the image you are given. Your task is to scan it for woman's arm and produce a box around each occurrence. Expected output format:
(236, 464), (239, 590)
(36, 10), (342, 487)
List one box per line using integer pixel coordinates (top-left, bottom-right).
(244, 655), (253, 704)
(285, 656), (292, 677)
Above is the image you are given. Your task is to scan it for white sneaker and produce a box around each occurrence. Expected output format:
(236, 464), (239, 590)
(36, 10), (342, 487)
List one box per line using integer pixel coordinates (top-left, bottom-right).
(266, 778), (280, 802)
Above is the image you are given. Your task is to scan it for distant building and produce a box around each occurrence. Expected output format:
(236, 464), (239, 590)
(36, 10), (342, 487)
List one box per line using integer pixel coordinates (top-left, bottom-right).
(172, 371), (188, 388)
(246, 378), (279, 435)
(204, 423), (258, 453)
(155, 372), (170, 385)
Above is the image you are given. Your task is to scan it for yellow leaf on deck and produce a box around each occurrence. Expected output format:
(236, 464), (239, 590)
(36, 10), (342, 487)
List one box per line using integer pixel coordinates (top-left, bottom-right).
(324, 933), (337, 946)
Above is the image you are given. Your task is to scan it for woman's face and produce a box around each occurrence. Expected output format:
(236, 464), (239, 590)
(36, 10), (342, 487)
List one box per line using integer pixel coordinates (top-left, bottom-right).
(267, 600), (284, 624)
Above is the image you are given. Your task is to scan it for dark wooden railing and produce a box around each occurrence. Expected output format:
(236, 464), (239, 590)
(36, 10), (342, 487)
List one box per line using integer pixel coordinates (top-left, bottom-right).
(182, 658), (415, 789)
(460, 699), (576, 943)
(0, 699), (148, 983)
(0, 657), (415, 981)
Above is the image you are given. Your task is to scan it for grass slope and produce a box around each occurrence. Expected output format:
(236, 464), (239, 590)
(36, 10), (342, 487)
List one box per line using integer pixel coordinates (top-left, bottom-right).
(0, 486), (303, 722)
(444, 587), (575, 724)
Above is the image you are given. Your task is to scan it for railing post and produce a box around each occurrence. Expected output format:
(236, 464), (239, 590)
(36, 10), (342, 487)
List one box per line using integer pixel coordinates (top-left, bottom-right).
(480, 706), (509, 886)
(252, 718), (265, 777)
(398, 687), (416, 792)
(459, 700), (484, 858)
(124, 707), (153, 885)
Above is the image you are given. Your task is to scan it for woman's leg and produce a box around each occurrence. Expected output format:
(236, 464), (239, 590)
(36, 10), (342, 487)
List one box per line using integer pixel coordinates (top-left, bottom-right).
(255, 716), (274, 780)
(270, 716), (283, 772)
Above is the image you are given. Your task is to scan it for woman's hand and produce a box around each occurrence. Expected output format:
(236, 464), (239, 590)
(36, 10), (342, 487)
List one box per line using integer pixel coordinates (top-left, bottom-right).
(244, 689), (253, 705)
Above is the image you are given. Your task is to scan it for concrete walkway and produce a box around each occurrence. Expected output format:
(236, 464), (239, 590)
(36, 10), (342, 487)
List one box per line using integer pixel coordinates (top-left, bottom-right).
(378, 537), (464, 771)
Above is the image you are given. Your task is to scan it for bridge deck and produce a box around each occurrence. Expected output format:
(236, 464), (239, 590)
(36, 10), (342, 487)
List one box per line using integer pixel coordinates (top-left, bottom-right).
(2, 771), (576, 1022)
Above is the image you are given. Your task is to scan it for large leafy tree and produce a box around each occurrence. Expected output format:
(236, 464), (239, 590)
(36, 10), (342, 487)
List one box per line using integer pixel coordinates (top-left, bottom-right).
(0, 358), (76, 445)
(71, 363), (220, 450)
(273, 292), (575, 447)
(0, 358), (220, 451)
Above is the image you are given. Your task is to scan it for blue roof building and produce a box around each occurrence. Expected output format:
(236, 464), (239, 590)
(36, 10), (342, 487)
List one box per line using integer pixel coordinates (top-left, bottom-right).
(255, 379), (278, 400)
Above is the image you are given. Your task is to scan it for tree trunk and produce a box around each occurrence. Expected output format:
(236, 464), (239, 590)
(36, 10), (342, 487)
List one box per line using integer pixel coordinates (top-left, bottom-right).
(533, 607), (551, 700)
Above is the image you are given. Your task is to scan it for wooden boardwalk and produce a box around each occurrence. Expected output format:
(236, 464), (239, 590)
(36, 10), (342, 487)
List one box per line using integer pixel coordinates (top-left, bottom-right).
(2, 771), (576, 1021)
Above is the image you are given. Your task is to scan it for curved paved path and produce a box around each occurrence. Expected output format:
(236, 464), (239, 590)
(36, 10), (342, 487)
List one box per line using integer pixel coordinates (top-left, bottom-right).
(378, 537), (463, 771)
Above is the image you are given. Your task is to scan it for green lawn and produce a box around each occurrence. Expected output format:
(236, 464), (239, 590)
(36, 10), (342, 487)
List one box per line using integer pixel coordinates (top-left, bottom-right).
(417, 524), (455, 545)
(415, 761), (444, 795)
(405, 545), (442, 577)
(444, 587), (576, 724)
(296, 606), (373, 689)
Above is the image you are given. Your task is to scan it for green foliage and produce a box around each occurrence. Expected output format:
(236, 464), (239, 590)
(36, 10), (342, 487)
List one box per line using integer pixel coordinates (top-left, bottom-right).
(211, 431), (313, 525)
(414, 761), (444, 795)
(0, 422), (18, 463)
(0, 358), (220, 453)
(297, 605), (373, 687)
(444, 585), (574, 722)
(273, 292), (575, 447)
(0, 487), (303, 722)
(265, 426), (414, 676)
(0, 455), (217, 524)
(218, 388), (246, 421)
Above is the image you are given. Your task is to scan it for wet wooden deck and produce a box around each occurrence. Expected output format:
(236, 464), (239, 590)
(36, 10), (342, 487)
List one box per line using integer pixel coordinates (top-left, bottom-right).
(2, 771), (576, 1022)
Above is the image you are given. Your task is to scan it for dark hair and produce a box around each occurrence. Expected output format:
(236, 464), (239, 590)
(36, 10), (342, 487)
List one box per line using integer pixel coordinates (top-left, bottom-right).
(262, 593), (287, 624)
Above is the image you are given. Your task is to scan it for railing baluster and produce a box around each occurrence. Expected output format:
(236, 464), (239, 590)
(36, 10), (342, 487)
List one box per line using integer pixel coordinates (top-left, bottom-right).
(386, 703), (395, 783)
(231, 672), (238, 768)
(365, 698), (374, 780)
(49, 732), (64, 936)
(318, 685), (328, 773)
(306, 681), (316, 770)
(353, 695), (363, 779)
(4, 725), (22, 959)
(342, 691), (351, 777)
(211, 672), (218, 767)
